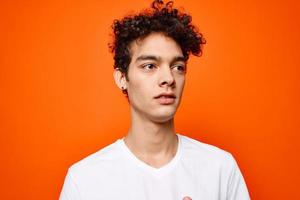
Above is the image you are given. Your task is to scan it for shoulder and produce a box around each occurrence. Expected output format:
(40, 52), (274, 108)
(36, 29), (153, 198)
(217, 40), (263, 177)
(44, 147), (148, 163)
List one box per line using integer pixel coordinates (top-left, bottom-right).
(67, 139), (123, 179)
(178, 135), (250, 199)
(178, 134), (236, 168)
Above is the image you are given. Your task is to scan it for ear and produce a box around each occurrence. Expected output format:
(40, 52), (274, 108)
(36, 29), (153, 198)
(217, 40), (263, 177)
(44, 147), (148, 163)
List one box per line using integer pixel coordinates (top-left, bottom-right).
(113, 68), (127, 90)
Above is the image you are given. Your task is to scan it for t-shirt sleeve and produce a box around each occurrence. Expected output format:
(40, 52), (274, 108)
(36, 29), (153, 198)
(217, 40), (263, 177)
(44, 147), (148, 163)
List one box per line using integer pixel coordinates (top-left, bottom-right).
(227, 154), (251, 200)
(59, 169), (82, 200)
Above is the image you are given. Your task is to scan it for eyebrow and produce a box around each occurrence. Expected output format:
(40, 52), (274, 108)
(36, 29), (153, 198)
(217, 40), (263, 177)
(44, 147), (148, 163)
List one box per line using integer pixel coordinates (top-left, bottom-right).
(136, 55), (159, 62)
(135, 55), (186, 63)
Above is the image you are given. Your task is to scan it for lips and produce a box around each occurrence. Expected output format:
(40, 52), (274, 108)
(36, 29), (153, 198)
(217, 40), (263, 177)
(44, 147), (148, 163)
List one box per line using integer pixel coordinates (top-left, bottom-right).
(154, 93), (176, 99)
(154, 93), (176, 104)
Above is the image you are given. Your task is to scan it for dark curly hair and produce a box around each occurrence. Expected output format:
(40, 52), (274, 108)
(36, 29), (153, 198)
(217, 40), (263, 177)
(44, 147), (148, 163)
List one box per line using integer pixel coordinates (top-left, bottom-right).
(109, 0), (206, 80)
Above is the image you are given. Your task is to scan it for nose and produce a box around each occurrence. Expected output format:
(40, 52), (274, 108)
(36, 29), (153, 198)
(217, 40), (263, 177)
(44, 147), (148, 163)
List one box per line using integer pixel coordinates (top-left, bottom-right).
(158, 66), (175, 88)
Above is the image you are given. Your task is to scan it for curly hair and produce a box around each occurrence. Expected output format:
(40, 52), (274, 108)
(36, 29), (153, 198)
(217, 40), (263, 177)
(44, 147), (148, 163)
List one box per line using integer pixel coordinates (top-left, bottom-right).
(109, 0), (206, 79)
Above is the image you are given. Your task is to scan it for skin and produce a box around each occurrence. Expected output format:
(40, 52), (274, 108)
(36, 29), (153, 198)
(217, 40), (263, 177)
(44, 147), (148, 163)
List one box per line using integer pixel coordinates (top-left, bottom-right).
(114, 32), (191, 199)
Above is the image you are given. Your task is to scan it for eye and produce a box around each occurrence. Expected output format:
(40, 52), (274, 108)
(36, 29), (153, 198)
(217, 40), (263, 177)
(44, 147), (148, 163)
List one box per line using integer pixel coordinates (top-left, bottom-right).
(142, 63), (156, 71)
(172, 65), (186, 73)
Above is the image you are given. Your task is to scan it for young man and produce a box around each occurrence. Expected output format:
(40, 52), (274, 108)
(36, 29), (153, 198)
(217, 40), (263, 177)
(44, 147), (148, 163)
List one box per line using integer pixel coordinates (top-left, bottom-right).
(59, 0), (250, 199)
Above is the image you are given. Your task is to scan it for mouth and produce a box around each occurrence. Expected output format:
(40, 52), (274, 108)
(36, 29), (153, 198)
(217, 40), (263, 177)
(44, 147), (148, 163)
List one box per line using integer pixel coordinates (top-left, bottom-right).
(154, 93), (176, 98)
(154, 94), (176, 105)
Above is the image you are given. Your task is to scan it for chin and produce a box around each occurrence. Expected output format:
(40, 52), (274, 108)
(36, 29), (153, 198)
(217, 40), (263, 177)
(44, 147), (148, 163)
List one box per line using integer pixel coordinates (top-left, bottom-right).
(151, 116), (174, 123)
(150, 109), (176, 123)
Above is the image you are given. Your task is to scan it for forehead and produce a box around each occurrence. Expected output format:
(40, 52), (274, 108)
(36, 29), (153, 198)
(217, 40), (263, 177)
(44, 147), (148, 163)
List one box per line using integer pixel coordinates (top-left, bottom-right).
(129, 32), (183, 61)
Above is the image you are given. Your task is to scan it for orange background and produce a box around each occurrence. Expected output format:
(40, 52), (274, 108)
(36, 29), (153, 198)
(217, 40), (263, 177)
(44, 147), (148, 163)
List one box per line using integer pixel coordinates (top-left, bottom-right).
(1, 0), (299, 199)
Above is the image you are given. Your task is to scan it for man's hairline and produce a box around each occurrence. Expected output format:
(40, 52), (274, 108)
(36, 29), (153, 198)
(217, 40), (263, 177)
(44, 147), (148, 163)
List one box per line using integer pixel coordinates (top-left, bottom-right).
(120, 31), (189, 80)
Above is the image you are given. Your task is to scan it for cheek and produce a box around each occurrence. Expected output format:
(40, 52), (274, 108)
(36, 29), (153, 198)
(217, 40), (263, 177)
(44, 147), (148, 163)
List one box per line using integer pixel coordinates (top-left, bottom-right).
(176, 77), (185, 90)
(181, 80), (186, 90)
(128, 78), (154, 102)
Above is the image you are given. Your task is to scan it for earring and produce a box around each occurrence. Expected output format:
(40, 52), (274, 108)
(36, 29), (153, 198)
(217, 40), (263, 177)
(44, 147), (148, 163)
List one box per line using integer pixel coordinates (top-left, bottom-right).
(121, 86), (127, 96)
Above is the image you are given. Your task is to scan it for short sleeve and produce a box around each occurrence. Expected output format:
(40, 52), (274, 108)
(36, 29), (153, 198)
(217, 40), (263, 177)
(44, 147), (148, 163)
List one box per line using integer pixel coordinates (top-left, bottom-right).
(227, 154), (251, 200)
(59, 169), (82, 200)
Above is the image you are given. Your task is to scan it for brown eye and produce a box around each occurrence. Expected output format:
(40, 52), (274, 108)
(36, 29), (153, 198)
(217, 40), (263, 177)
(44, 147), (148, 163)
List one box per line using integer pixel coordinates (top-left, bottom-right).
(173, 65), (186, 73)
(142, 63), (156, 71)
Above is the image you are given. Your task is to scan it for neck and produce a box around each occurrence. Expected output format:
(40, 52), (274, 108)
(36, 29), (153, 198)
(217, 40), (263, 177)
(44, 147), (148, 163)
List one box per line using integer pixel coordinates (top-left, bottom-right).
(123, 110), (178, 168)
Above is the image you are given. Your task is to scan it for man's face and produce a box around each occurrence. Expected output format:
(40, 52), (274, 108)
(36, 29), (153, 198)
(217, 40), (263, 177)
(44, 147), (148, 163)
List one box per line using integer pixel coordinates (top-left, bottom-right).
(125, 32), (186, 123)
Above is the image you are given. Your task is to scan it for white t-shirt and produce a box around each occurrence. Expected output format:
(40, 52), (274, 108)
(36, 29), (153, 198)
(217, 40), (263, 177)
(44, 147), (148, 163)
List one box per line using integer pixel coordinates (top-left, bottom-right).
(59, 134), (250, 200)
